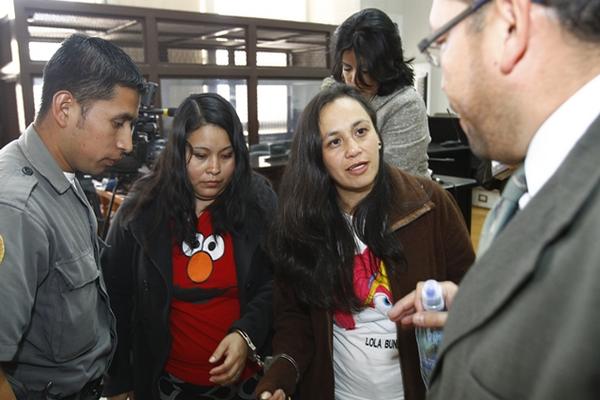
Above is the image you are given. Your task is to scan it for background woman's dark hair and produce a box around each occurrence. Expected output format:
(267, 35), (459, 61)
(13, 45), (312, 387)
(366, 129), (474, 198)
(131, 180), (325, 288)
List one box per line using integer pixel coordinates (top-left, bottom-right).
(121, 93), (252, 246)
(269, 83), (406, 312)
(331, 8), (415, 96)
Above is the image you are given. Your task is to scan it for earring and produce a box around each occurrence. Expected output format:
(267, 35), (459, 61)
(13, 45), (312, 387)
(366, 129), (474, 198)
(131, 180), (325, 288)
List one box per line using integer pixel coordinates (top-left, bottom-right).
(378, 142), (382, 149)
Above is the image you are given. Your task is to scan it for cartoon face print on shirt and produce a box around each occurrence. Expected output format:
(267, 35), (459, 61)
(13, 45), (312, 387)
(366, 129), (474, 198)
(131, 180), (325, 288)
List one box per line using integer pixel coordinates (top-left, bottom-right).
(353, 246), (393, 317)
(334, 246), (394, 330)
(182, 233), (225, 283)
(171, 211), (238, 304)
(362, 260), (393, 316)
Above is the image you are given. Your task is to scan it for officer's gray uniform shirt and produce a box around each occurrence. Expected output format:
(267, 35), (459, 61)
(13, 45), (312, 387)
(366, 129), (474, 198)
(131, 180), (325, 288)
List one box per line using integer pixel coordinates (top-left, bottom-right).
(0, 125), (116, 396)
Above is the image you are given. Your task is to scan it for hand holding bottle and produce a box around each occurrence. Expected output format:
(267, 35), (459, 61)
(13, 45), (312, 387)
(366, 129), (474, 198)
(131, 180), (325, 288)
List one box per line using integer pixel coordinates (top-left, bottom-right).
(388, 280), (458, 328)
(414, 280), (445, 387)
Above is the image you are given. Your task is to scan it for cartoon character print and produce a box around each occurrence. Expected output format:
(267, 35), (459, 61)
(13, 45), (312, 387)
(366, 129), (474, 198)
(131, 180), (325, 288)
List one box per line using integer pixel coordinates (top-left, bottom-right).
(334, 246), (393, 330)
(182, 233), (225, 283)
(363, 263), (393, 316)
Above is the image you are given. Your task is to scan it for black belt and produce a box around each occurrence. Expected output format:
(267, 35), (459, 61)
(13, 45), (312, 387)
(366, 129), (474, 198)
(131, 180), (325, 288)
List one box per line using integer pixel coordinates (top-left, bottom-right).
(6, 371), (103, 400)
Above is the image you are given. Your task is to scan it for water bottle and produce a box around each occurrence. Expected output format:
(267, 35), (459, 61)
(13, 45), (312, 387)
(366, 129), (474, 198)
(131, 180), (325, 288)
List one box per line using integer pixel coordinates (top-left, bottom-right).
(415, 279), (445, 388)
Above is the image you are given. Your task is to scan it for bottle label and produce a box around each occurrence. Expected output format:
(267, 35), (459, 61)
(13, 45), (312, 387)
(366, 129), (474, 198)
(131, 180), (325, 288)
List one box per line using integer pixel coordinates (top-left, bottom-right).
(416, 327), (444, 388)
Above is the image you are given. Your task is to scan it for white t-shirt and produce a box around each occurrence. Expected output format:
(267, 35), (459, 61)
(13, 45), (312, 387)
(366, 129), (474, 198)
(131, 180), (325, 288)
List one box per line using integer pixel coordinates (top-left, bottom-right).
(332, 230), (404, 400)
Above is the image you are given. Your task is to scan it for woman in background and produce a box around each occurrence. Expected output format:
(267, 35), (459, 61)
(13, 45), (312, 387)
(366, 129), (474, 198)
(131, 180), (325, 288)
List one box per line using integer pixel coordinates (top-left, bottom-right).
(101, 93), (275, 400)
(256, 84), (474, 400)
(328, 8), (431, 177)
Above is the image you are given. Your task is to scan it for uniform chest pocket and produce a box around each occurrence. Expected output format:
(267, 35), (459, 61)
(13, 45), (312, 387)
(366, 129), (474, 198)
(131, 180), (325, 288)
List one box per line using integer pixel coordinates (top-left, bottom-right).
(49, 248), (102, 362)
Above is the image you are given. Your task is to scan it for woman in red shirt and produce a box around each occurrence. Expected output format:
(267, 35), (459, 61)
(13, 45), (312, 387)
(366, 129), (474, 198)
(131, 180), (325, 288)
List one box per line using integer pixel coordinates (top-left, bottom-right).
(102, 93), (275, 400)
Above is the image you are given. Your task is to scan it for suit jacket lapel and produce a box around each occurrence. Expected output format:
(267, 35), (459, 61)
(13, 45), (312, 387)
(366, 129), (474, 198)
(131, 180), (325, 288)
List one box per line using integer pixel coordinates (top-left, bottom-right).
(438, 115), (600, 360)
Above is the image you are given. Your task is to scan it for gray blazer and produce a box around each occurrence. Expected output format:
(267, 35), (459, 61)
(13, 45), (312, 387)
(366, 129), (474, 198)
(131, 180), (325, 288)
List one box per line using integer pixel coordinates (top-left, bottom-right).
(371, 86), (431, 177)
(428, 114), (600, 399)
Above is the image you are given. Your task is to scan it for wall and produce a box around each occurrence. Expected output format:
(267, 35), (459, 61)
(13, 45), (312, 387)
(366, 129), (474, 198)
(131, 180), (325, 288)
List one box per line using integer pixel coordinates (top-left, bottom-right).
(203, 0), (307, 21)
(109, 0), (361, 24)
(109, 0), (202, 11)
(398, 0), (449, 115)
(306, 0), (360, 25)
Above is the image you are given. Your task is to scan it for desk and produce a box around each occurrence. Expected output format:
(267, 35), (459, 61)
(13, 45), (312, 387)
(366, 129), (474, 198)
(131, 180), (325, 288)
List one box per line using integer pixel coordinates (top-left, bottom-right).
(433, 174), (478, 231)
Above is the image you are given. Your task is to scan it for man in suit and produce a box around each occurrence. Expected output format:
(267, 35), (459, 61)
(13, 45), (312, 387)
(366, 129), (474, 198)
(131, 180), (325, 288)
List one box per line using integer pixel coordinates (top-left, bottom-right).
(389, 0), (600, 399)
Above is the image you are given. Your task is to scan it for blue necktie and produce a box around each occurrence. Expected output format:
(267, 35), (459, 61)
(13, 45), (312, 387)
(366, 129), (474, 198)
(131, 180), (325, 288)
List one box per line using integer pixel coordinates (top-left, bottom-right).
(478, 166), (528, 255)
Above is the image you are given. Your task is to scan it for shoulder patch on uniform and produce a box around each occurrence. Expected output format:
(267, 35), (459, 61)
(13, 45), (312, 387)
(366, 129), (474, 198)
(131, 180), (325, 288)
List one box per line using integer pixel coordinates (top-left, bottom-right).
(0, 234), (4, 265)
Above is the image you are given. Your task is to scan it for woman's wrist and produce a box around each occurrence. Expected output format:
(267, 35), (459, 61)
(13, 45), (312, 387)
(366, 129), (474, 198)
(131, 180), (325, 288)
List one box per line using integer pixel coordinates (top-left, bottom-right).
(233, 329), (262, 366)
(263, 353), (300, 384)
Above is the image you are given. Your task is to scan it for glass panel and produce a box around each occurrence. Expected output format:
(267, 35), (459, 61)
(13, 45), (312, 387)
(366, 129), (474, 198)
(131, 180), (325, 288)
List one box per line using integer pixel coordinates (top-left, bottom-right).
(216, 49), (229, 66)
(257, 79), (321, 143)
(33, 77), (43, 116)
(234, 50), (247, 65)
(258, 85), (287, 135)
(159, 78), (248, 137)
(157, 20), (246, 65)
(29, 42), (61, 62)
(256, 28), (329, 67)
(257, 51), (287, 67)
(26, 11), (144, 62)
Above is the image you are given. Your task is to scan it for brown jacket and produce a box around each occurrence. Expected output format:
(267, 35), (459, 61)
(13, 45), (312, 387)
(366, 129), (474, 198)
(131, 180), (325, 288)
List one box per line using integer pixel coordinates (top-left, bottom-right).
(257, 168), (475, 400)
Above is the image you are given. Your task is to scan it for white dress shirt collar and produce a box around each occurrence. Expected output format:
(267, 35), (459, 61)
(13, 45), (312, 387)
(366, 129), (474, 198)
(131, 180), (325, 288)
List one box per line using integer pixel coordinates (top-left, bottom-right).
(520, 73), (600, 208)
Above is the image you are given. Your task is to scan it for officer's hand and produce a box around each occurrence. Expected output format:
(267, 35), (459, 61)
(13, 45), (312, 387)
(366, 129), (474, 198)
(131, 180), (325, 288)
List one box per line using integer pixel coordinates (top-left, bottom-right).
(209, 332), (248, 385)
(388, 281), (458, 329)
(108, 391), (134, 400)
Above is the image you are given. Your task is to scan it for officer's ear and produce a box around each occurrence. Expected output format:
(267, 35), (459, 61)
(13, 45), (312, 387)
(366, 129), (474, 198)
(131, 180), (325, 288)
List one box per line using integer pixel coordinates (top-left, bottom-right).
(51, 90), (76, 128)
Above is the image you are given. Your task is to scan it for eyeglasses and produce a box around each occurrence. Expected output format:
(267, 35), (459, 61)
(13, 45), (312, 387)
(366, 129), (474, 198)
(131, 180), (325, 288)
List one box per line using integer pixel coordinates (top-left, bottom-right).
(418, 0), (491, 67)
(418, 0), (545, 67)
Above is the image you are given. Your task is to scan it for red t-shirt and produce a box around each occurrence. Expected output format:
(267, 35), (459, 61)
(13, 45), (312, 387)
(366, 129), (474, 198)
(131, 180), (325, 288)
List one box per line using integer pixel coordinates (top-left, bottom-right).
(165, 211), (253, 385)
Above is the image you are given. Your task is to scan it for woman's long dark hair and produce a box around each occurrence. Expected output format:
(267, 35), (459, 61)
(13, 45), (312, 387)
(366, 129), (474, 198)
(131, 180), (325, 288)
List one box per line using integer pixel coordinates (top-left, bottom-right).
(120, 93), (251, 246)
(331, 8), (415, 96)
(270, 84), (406, 312)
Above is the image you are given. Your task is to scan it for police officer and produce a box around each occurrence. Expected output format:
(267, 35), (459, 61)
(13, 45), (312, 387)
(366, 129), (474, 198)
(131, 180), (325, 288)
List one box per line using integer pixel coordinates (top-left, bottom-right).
(0, 34), (143, 399)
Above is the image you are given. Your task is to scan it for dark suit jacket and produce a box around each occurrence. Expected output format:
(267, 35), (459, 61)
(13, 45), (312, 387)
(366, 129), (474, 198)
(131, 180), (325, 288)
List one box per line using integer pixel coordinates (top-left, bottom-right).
(429, 114), (600, 400)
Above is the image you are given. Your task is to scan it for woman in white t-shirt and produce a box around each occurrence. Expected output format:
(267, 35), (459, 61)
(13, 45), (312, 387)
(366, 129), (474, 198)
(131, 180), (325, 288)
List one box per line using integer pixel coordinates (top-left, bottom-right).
(256, 84), (474, 400)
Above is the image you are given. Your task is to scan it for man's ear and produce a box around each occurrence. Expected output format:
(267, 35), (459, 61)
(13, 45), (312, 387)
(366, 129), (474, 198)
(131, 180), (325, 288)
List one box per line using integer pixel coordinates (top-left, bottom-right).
(496, 0), (532, 74)
(51, 90), (76, 128)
